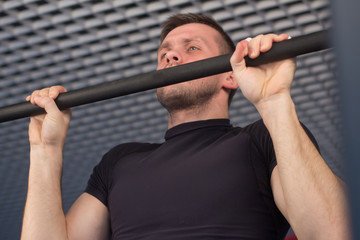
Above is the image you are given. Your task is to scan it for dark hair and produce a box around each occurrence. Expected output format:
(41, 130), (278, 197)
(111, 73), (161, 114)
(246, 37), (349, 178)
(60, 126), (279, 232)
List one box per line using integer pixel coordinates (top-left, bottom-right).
(160, 13), (237, 105)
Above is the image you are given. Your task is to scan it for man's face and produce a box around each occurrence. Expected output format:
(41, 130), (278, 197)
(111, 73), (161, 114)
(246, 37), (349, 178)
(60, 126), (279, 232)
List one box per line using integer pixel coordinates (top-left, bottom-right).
(157, 23), (222, 69)
(156, 23), (224, 112)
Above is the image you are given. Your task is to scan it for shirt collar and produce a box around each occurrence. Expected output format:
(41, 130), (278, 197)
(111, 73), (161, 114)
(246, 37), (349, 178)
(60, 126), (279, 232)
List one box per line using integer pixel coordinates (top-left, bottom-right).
(164, 119), (231, 141)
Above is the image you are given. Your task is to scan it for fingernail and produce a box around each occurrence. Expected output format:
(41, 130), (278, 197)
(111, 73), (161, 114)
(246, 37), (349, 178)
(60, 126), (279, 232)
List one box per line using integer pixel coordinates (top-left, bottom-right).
(288, 35), (292, 39)
(26, 96), (30, 101)
(245, 37), (252, 42)
(250, 49), (256, 57)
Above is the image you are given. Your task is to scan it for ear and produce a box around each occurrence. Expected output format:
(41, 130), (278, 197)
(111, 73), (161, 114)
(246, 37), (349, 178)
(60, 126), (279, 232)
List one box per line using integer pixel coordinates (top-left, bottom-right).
(222, 72), (238, 90)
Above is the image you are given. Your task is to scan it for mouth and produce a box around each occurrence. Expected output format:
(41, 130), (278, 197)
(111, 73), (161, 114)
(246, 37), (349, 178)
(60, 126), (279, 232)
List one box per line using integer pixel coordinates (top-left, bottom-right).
(158, 62), (180, 70)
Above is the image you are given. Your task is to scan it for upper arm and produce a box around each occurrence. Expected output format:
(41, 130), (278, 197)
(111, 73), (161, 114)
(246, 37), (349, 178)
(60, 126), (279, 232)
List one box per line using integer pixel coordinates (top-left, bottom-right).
(66, 193), (110, 240)
(270, 166), (289, 221)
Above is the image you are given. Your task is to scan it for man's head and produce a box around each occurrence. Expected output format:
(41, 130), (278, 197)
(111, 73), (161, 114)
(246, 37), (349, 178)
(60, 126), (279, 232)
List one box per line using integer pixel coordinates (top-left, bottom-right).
(160, 13), (235, 56)
(157, 13), (237, 112)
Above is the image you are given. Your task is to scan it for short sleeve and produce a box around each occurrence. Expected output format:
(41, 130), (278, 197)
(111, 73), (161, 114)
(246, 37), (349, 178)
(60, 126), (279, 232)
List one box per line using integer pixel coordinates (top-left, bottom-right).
(84, 142), (161, 207)
(243, 119), (319, 176)
(85, 152), (113, 207)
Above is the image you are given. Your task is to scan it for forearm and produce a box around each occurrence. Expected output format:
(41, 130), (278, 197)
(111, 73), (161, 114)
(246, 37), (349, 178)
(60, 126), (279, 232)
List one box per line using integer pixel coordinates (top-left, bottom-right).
(21, 146), (68, 240)
(257, 94), (350, 239)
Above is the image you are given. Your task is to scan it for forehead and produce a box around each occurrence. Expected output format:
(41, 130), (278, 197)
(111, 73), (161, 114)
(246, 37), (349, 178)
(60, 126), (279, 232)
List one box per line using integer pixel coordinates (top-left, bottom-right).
(160, 23), (221, 47)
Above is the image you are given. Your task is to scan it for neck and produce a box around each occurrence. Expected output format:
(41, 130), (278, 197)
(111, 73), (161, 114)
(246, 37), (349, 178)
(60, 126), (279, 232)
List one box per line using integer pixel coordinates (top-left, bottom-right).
(167, 99), (229, 129)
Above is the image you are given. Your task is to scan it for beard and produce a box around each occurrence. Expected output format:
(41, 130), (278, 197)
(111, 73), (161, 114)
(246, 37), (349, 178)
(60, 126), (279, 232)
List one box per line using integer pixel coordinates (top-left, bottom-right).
(156, 77), (219, 113)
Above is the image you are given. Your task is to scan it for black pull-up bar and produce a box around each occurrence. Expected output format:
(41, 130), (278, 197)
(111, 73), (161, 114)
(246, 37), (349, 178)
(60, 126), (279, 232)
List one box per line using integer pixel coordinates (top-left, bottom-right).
(0, 30), (330, 123)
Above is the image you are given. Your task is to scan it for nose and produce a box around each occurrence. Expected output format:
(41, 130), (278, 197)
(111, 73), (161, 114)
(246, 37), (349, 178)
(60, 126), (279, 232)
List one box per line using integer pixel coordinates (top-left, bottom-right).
(165, 50), (182, 64)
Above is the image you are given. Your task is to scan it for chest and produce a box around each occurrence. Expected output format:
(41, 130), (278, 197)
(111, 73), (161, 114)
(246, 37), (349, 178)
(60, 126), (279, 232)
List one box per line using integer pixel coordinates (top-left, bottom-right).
(107, 132), (272, 233)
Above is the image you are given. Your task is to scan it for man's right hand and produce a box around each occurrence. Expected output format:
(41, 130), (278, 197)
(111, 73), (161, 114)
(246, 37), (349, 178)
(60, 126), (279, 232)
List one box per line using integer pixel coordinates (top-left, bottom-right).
(22, 86), (110, 240)
(26, 86), (71, 150)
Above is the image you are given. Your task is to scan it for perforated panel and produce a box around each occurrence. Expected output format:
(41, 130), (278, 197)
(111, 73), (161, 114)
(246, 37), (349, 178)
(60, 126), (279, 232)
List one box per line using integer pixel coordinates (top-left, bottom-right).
(0, 1), (341, 239)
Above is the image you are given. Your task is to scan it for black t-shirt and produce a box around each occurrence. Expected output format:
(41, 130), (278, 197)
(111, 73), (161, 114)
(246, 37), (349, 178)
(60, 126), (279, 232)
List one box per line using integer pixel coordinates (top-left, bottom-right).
(85, 119), (318, 239)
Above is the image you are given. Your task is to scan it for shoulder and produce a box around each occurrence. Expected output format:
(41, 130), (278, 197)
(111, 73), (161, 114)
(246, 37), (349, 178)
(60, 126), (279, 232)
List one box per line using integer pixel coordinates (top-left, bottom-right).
(243, 120), (319, 151)
(240, 119), (272, 149)
(240, 119), (318, 149)
(242, 119), (274, 158)
(102, 142), (161, 162)
(92, 142), (161, 182)
(241, 119), (269, 136)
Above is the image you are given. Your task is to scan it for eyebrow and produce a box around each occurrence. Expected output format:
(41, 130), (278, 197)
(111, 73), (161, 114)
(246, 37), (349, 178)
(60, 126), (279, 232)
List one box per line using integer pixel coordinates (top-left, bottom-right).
(158, 38), (203, 53)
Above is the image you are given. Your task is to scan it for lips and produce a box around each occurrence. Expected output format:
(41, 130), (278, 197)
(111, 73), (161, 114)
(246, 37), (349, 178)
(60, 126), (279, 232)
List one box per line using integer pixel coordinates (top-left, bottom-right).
(157, 62), (180, 70)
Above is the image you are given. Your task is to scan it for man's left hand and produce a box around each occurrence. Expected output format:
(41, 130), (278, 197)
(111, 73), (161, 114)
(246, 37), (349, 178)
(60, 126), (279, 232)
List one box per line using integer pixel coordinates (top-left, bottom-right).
(230, 34), (296, 107)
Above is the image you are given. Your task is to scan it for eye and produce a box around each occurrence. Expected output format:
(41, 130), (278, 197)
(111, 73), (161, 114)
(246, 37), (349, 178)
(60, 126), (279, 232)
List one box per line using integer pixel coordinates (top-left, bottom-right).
(188, 46), (199, 51)
(160, 52), (166, 59)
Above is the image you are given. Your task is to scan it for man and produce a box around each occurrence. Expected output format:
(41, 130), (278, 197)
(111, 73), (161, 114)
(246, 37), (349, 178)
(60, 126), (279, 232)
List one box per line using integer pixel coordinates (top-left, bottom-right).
(21, 14), (350, 239)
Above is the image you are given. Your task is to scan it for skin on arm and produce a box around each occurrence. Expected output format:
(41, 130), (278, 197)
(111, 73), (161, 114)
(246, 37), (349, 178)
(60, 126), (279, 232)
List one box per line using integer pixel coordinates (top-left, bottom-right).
(230, 35), (351, 239)
(21, 86), (110, 240)
(66, 193), (110, 240)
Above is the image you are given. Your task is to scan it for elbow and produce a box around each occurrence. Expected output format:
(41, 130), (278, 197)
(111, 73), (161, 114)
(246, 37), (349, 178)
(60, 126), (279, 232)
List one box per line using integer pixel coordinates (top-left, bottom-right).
(290, 201), (352, 240)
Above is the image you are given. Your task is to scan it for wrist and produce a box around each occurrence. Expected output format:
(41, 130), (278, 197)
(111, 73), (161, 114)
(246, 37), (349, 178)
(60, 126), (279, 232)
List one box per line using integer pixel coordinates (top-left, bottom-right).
(30, 144), (63, 156)
(255, 93), (298, 130)
(30, 145), (64, 174)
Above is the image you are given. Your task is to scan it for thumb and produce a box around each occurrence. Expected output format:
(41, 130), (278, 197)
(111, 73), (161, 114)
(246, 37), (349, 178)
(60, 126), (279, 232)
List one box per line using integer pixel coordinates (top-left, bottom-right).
(33, 95), (62, 118)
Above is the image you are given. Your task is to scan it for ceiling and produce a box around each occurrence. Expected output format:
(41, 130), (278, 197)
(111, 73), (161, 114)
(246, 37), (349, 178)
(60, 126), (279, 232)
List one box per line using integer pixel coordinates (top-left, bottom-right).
(0, 0), (343, 239)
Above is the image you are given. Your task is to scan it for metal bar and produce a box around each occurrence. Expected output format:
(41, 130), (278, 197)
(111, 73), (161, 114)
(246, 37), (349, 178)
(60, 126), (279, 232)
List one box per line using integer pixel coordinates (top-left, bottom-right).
(0, 30), (330, 123)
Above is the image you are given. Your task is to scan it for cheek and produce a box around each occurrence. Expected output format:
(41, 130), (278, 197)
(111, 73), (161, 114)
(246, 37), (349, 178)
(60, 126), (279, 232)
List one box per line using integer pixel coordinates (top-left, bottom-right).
(157, 60), (167, 70)
(156, 61), (161, 70)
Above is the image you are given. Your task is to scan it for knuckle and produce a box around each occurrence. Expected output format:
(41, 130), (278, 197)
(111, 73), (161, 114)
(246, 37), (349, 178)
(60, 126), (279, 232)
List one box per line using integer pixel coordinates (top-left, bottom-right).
(30, 90), (39, 102)
(52, 85), (60, 91)
(40, 88), (50, 95)
(255, 34), (264, 40)
(56, 85), (66, 90)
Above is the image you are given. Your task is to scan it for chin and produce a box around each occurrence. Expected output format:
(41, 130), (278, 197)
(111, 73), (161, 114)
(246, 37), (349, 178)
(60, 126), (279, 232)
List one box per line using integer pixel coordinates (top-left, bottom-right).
(157, 82), (219, 113)
(156, 86), (190, 111)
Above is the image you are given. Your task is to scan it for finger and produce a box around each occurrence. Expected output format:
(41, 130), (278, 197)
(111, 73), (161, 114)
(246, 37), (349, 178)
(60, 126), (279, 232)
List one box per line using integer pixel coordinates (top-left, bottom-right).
(33, 95), (62, 117)
(27, 85), (67, 102)
(30, 90), (40, 105)
(259, 33), (291, 53)
(39, 88), (50, 97)
(27, 89), (40, 103)
(230, 40), (249, 72)
(259, 34), (279, 53)
(49, 85), (67, 99)
(262, 33), (290, 50)
(29, 88), (50, 104)
(273, 33), (290, 42)
(248, 34), (264, 59)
